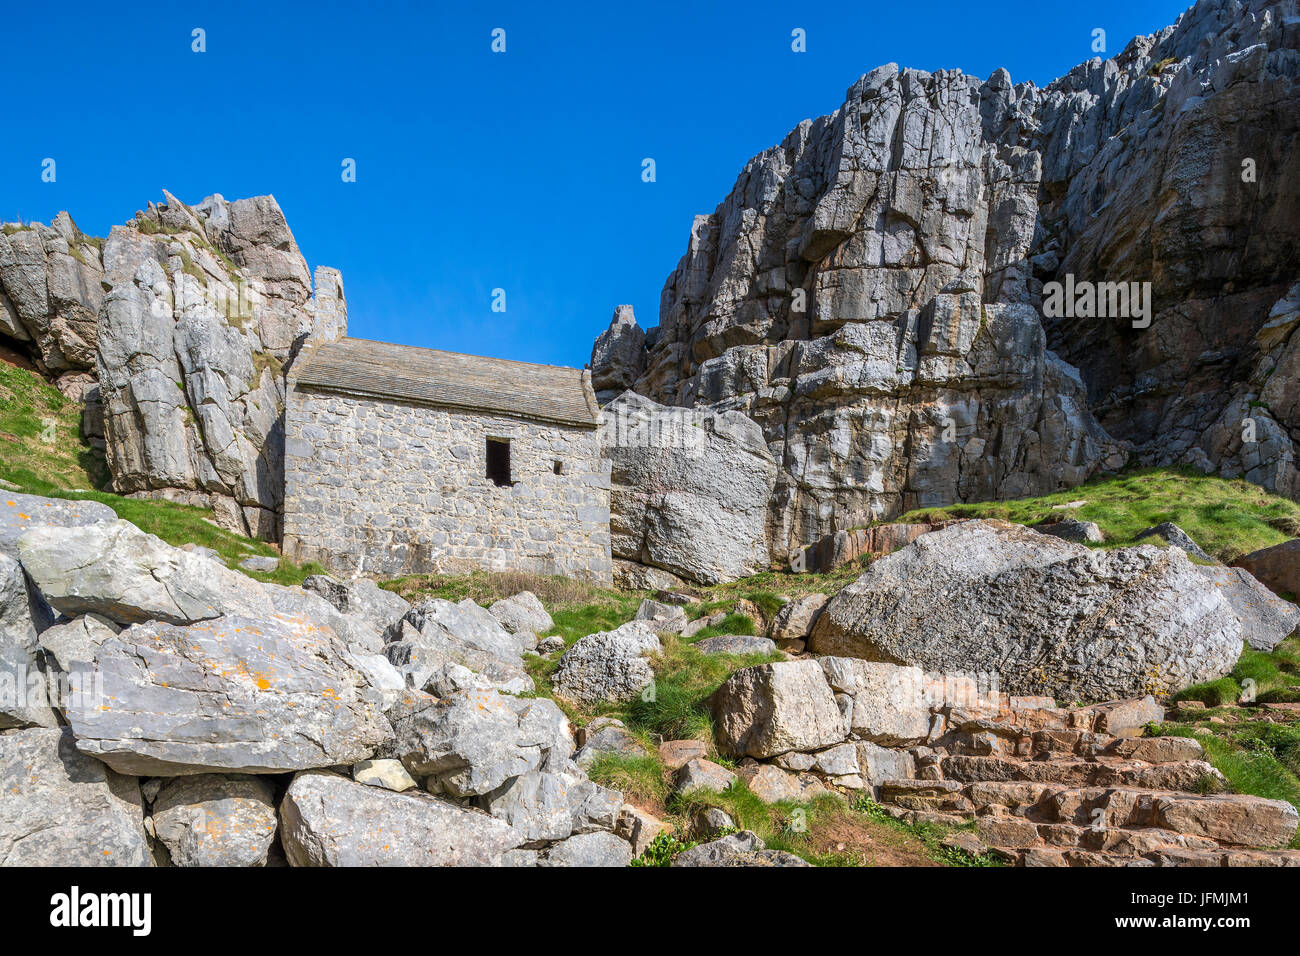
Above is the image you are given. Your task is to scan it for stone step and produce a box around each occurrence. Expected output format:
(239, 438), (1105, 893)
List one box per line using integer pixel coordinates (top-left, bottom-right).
(938, 754), (1218, 792)
(879, 778), (1300, 850)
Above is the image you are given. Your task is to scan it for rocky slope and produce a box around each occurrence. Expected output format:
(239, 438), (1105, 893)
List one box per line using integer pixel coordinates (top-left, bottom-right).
(592, 0), (1300, 568)
(0, 192), (346, 539)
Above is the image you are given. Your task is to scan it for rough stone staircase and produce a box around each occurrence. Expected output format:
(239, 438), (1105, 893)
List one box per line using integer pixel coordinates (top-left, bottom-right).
(875, 699), (1300, 866)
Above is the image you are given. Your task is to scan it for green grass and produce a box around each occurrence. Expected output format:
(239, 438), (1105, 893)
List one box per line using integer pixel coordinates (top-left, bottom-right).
(682, 612), (756, 642)
(893, 467), (1300, 563)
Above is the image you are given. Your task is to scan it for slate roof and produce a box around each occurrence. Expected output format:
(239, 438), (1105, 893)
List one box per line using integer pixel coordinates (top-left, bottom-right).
(293, 337), (600, 428)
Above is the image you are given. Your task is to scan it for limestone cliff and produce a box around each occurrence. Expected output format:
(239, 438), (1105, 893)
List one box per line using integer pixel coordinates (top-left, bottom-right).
(593, 0), (1300, 561)
(0, 191), (346, 538)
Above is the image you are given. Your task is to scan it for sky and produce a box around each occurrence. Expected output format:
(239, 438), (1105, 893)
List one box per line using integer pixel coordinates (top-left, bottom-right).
(3, 0), (1194, 369)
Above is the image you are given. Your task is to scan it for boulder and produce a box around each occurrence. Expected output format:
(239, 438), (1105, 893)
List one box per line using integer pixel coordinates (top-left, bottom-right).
(1235, 540), (1300, 599)
(0, 492), (116, 560)
(611, 559), (686, 592)
(1036, 519), (1104, 544)
(810, 521), (1243, 701)
(264, 582), (388, 655)
(488, 590), (553, 638)
(673, 757), (738, 795)
(769, 594), (827, 642)
(18, 519), (274, 626)
(478, 769), (622, 844)
(0, 728), (150, 866)
(710, 660), (845, 758)
(385, 598), (534, 695)
(64, 613), (392, 775)
(151, 774), (278, 867)
(819, 658), (931, 745)
(536, 831), (634, 867)
(602, 391), (778, 585)
(238, 555), (280, 573)
(537, 635), (566, 655)
(1196, 565), (1299, 651)
(616, 805), (668, 857)
(352, 758), (418, 792)
(1136, 523), (1212, 561)
(671, 831), (810, 867)
(737, 762), (827, 803)
(693, 635), (778, 656)
(36, 613), (119, 672)
(381, 689), (572, 797)
(658, 739), (709, 770)
(633, 598), (689, 634)
(551, 621), (662, 705)
(279, 771), (517, 866)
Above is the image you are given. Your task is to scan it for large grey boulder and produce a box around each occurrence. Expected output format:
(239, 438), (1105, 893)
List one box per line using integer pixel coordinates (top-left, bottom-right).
(64, 613), (392, 775)
(478, 769), (623, 845)
(279, 770), (517, 866)
(633, 598), (689, 634)
(488, 590), (552, 639)
(385, 598), (534, 694)
(710, 659), (846, 758)
(151, 774), (278, 867)
(18, 519), (274, 626)
(0, 553), (58, 729)
(0, 492), (116, 560)
(602, 392), (777, 585)
(551, 621), (662, 705)
(381, 689), (572, 797)
(1196, 565), (1300, 652)
(0, 728), (151, 866)
(810, 520), (1243, 701)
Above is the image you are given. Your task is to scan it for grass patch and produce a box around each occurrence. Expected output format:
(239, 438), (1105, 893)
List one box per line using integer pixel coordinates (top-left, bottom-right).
(893, 467), (1300, 563)
(0, 360), (106, 492)
(683, 612), (755, 642)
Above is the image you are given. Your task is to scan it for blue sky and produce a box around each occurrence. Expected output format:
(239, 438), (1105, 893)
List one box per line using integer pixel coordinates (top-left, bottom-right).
(3, 0), (1192, 368)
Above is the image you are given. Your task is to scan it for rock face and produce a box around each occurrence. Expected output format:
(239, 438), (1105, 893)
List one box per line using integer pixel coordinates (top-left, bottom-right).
(0, 728), (151, 866)
(810, 520), (1243, 701)
(589, 305), (647, 402)
(385, 598), (535, 694)
(279, 770), (517, 866)
(595, 0), (1300, 553)
(65, 613), (392, 775)
(601, 391), (778, 583)
(2, 192), (347, 540)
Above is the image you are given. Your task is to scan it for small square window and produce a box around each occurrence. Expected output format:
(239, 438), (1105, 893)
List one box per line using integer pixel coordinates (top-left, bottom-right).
(553, 460), (563, 475)
(487, 438), (512, 487)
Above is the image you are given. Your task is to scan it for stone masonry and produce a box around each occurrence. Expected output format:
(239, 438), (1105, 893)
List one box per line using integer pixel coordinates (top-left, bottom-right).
(282, 384), (612, 583)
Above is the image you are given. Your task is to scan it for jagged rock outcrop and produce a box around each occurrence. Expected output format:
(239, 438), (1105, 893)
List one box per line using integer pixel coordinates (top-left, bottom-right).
(593, 0), (1300, 557)
(1, 191), (347, 539)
